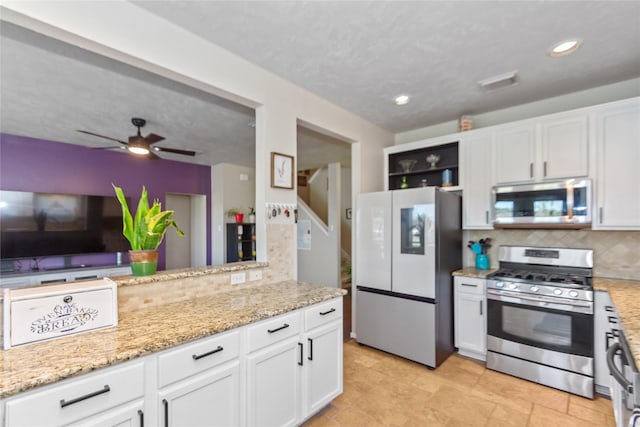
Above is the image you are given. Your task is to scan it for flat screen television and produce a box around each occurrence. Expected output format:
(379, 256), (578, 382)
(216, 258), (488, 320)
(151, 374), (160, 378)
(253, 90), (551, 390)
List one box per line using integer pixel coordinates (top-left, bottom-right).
(0, 190), (130, 260)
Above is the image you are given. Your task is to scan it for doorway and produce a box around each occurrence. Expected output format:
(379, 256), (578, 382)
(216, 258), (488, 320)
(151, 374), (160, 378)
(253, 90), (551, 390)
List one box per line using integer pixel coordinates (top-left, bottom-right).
(165, 193), (207, 269)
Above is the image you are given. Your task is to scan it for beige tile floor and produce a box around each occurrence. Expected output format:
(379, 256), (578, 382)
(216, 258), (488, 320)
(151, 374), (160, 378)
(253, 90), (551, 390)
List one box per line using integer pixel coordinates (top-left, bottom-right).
(304, 340), (616, 427)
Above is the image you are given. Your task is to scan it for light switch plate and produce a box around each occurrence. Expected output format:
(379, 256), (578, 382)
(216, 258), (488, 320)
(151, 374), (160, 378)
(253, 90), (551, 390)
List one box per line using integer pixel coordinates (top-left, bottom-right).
(231, 272), (246, 285)
(249, 270), (262, 281)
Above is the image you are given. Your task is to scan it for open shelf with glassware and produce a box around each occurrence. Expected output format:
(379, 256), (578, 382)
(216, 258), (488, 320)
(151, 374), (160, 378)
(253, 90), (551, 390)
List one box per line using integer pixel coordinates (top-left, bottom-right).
(387, 141), (459, 190)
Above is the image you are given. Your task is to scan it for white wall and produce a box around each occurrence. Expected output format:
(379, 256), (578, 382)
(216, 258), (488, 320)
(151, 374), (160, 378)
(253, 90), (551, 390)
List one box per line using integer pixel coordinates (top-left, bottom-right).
(309, 168), (329, 224)
(1, 2), (394, 280)
(395, 78), (640, 144)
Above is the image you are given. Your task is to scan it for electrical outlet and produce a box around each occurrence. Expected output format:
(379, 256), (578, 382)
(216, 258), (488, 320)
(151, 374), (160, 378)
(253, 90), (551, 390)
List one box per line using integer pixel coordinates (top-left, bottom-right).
(230, 272), (246, 285)
(249, 270), (262, 281)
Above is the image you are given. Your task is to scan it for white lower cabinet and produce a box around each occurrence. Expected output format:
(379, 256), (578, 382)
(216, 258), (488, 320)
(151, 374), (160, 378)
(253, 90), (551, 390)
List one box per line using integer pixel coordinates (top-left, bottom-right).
(302, 299), (343, 420)
(1, 297), (344, 427)
(4, 361), (145, 427)
(454, 276), (487, 361)
(159, 361), (241, 427)
(156, 329), (242, 427)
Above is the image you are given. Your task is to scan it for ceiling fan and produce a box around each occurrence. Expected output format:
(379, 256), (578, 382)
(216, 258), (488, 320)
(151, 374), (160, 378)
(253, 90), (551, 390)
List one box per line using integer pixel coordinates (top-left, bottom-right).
(77, 117), (196, 159)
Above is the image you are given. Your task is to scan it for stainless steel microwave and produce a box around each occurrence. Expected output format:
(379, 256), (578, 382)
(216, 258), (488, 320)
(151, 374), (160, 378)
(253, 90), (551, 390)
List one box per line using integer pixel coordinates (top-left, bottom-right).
(491, 179), (592, 229)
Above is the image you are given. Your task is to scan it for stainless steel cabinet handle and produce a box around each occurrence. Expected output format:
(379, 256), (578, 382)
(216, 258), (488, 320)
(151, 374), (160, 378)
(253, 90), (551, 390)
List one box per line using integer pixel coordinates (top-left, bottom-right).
(192, 346), (223, 360)
(530, 163), (533, 178)
(485, 210), (489, 225)
(268, 323), (290, 334)
(60, 385), (110, 408)
(600, 207), (604, 224)
(138, 409), (144, 427)
(479, 301), (483, 316)
(543, 161), (547, 177)
(461, 283), (478, 287)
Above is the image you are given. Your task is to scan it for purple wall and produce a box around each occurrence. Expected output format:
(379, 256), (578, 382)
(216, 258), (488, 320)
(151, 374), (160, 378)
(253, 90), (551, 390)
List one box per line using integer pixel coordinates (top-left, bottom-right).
(0, 133), (212, 268)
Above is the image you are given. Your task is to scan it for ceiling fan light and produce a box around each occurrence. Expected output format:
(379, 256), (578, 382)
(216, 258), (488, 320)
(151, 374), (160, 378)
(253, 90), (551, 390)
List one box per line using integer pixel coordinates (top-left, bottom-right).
(128, 145), (150, 155)
(394, 95), (411, 106)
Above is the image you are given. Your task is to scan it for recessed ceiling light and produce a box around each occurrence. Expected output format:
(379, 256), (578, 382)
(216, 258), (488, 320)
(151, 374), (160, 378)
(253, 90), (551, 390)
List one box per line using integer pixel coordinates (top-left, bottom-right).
(394, 95), (410, 106)
(550, 39), (581, 57)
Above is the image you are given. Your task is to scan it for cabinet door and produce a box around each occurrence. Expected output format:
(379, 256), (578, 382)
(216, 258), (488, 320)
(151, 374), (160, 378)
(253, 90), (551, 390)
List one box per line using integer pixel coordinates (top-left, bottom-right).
(540, 114), (588, 179)
(246, 337), (301, 427)
(454, 277), (486, 360)
(158, 361), (240, 427)
(302, 321), (343, 419)
(494, 123), (536, 184)
(594, 99), (640, 229)
(461, 132), (494, 229)
(66, 400), (144, 427)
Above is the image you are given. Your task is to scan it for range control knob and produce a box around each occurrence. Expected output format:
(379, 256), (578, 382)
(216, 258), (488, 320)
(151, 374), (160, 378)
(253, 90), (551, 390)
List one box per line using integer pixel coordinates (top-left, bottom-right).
(553, 288), (563, 296)
(530, 286), (539, 292)
(508, 283), (518, 290)
(569, 290), (579, 298)
(496, 282), (504, 288)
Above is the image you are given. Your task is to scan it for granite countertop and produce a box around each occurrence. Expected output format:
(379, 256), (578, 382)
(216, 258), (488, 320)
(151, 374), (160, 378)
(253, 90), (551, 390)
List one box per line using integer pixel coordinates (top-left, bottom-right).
(0, 280), (346, 398)
(594, 277), (640, 368)
(452, 267), (497, 279)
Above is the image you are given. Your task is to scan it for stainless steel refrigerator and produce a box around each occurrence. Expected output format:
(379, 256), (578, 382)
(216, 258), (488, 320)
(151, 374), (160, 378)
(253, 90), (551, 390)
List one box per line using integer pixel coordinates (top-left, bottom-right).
(355, 187), (461, 368)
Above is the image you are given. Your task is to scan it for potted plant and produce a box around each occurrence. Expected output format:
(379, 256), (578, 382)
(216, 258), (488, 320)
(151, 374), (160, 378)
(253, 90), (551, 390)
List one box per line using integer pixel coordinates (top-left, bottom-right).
(227, 208), (244, 223)
(112, 184), (184, 276)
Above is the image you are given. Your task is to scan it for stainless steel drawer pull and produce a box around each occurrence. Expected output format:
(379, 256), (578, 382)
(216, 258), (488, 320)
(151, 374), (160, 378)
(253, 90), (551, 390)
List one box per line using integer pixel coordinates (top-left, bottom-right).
(192, 345), (224, 360)
(268, 323), (290, 334)
(60, 385), (110, 408)
(479, 301), (483, 315)
(461, 283), (478, 287)
(320, 308), (336, 316)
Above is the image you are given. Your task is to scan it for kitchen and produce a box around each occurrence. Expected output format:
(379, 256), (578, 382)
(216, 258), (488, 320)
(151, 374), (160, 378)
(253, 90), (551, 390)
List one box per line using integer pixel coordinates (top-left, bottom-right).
(1, 2), (637, 427)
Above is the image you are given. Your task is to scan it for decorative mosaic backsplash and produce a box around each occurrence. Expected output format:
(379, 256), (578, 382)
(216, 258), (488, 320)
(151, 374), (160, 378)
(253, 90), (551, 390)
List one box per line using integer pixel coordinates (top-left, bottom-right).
(464, 229), (640, 280)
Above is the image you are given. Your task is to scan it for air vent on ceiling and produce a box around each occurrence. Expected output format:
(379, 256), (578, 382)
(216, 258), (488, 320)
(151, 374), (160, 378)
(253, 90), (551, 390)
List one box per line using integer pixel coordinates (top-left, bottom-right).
(478, 70), (518, 92)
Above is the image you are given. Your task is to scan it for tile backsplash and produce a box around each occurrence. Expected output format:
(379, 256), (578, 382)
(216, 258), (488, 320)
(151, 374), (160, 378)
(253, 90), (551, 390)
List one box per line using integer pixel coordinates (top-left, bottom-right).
(464, 229), (640, 280)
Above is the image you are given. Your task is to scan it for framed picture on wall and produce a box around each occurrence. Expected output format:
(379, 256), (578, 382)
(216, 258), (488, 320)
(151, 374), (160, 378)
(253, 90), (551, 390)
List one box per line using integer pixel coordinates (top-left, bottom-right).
(271, 152), (294, 189)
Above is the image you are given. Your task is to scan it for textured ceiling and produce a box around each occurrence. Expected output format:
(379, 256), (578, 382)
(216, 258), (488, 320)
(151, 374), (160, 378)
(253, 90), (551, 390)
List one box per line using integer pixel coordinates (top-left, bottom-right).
(134, 0), (640, 132)
(2, 1), (639, 170)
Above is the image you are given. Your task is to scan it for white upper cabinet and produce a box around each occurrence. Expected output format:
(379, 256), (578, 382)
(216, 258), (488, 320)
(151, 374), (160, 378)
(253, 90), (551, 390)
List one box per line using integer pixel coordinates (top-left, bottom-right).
(460, 131), (494, 229)
(540, 114), (589, 180)
(494, 122), (536, 184)
(494, 112), (589, 185)
(592, 98), (640, 229)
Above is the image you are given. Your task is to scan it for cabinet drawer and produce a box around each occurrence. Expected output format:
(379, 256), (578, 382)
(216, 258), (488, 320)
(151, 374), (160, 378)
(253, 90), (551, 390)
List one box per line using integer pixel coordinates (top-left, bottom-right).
(305, 298), (343, 331)
(5, 361), (144, 426)
(454, 277), (486, 295)
(158, 329), (240, 388)
(247, 311), (301, 353)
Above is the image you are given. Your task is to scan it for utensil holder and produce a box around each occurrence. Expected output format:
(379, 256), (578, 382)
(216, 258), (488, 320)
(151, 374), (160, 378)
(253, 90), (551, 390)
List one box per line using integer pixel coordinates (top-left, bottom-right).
(475, 254), (489, 270)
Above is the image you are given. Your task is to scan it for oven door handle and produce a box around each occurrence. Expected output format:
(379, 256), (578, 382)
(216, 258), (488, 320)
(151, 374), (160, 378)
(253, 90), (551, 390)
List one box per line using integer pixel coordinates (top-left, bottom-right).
(607, 341), (634, 394)
(487, 289), (593, 309)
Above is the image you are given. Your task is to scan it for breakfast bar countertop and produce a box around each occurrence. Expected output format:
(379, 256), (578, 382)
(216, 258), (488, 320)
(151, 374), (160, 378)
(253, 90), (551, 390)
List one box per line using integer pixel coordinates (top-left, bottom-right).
(0, 280), (346, 399)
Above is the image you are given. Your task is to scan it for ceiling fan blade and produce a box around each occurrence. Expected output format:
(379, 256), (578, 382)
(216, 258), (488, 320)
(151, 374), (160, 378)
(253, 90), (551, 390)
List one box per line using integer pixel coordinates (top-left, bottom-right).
(155, 146), (197, 156)
(92, 146), (125, 150)
(77, 130), (128, 145)
(148, 151), (162, 160)
(144, 133), (165, 144)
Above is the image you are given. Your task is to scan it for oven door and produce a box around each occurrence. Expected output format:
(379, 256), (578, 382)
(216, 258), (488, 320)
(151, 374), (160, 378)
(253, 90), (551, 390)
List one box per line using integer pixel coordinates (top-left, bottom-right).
(487, 292), (593, 359)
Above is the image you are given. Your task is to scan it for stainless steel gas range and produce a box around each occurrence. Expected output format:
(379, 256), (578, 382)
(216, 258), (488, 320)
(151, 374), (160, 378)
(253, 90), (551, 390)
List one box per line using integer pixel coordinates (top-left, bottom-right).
(486, 246), (594, 398)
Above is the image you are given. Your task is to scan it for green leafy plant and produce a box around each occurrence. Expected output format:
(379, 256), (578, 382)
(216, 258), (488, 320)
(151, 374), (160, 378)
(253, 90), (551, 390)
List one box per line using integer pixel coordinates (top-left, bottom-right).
(226, 207), (243, 217)
(112, 184), (184, 251)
